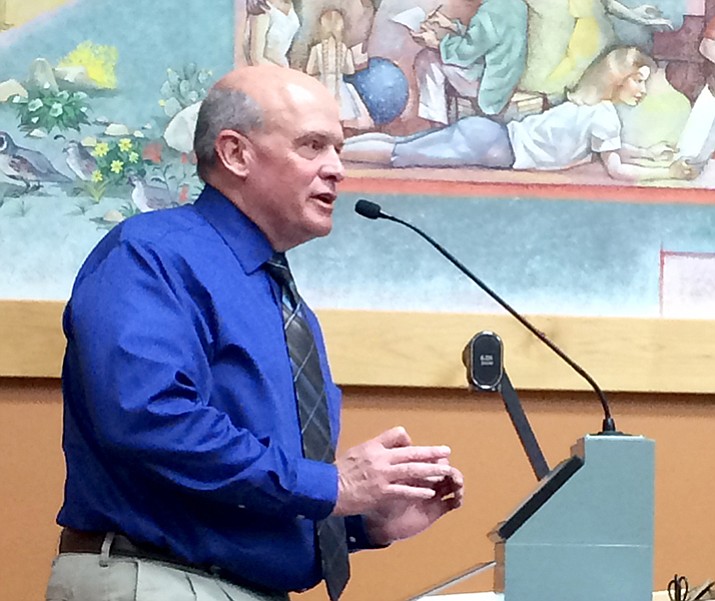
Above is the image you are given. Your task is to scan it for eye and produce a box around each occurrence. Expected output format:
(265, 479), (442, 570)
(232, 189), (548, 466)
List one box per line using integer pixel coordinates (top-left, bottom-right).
(296, 137), (327, 159)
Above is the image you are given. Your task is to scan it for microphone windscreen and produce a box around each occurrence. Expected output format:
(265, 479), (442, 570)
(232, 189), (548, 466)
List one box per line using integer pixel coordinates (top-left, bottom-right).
(354, 199), (382, 220)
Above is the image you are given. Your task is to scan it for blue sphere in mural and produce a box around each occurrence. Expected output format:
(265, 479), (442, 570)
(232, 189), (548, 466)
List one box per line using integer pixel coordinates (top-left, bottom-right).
(346, 58), (409, 126)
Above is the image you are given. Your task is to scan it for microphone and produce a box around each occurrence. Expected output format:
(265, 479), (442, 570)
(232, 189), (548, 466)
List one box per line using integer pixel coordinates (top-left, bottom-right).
(354, 199), (617, 434)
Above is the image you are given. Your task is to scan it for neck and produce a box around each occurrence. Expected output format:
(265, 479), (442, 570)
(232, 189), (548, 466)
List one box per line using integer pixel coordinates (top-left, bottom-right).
(202, 171), (292, 253)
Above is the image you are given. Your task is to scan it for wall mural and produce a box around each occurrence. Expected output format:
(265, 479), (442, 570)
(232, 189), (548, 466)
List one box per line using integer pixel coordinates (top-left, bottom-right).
(0, 0), (713, 319)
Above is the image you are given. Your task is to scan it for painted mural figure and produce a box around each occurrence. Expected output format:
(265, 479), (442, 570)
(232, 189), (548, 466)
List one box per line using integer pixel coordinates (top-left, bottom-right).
(305, 9), (373, 130)
(342, 47), (700, 183)
(0, 130), (70, 192)
(545, 0), (673, 92)
(607, 0), (682, 50)
(409, 0), (528, 125)
(519, 0), (574, 98)
(246, 0), (300, 67)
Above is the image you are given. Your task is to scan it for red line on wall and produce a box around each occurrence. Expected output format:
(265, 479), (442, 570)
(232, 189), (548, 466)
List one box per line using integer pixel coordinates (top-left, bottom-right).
(341, 177), (715, 204)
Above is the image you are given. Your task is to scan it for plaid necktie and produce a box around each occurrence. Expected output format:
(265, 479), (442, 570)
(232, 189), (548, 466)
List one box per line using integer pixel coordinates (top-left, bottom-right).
(265, 253), (350, 601)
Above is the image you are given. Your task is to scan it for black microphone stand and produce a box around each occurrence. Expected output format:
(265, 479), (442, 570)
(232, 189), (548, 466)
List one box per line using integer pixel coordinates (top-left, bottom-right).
(364, 203), (616, 434)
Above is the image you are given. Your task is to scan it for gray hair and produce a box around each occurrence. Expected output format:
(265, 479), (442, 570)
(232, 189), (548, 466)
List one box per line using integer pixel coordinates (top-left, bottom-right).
(193, 86), (264, 179)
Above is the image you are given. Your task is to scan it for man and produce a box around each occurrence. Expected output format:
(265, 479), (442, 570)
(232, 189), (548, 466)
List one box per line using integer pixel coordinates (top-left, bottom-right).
(47, 65), (464, 601)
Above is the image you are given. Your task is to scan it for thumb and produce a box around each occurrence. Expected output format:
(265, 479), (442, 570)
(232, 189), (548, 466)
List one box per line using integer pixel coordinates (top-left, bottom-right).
(376, 426), (413, 449)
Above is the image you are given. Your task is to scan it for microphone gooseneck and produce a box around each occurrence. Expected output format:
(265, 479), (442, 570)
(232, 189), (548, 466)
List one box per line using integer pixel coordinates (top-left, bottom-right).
(354, 199), (617, 434)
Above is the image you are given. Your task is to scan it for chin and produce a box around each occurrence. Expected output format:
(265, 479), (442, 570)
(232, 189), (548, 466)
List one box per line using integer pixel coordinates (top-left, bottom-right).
(307, 211), (333, 234)
(312, 222), (333, 239)
(296, 220), (333, 246)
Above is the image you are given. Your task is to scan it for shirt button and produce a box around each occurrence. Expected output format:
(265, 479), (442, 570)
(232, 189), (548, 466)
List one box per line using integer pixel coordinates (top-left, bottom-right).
(348, 536), (357, 544)
(237, 504), (246, 509)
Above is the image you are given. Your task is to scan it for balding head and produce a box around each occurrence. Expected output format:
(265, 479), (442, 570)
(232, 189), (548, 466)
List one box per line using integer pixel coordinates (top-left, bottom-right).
(193, 66), (339, 179)
(217, 65), (337, 119)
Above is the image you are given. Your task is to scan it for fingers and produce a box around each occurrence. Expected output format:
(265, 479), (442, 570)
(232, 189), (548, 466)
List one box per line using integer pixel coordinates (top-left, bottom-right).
(671, 158), (702, 180)
(387, 460), (453, 483)
(333, 428), (460, 516)
(387, 443), (451, 465)
(679, 159), (703, 179)
(376, 425), (451, 458)
(384, 482), (439, 500)
(442, 468), (465, 507)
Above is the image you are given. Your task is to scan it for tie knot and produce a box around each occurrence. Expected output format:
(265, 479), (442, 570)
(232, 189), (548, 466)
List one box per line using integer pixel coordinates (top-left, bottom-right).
(265, 253), (299, 305)
(265, 252), (291, 282)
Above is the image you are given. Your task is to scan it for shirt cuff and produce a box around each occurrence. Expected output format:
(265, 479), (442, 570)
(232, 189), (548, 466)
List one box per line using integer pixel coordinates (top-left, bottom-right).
(345, 515), (391, 551)
(292, 459), (338, 520)
(452, 19), (467, 36)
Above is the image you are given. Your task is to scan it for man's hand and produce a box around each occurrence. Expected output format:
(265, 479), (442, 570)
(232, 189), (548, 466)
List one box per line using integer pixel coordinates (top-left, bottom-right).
(332, 426), (454, 517)
(363, 464), (464, 546)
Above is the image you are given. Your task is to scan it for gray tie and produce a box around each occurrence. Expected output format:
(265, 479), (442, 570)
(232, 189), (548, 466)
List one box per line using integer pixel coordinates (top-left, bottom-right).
(265, 253), (350, 601)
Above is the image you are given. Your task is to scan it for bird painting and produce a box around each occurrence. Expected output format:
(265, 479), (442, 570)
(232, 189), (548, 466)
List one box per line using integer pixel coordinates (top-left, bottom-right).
(128, 174), (179, 212)
(0, 131), (71, 193)
(63, 140), (97, 181)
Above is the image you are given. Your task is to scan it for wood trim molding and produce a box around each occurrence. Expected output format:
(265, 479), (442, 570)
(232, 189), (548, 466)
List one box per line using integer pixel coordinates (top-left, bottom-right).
(2, 300), (714, 393)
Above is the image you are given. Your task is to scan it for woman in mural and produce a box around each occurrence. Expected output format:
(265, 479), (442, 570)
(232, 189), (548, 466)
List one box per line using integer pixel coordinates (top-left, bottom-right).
(342, 47), (700, 183)
(246, 0), (300, 67)
(305, 8), (373, 131)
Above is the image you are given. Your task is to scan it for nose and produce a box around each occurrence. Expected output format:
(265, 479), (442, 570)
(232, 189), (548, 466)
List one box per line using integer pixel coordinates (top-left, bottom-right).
(320, 146), (345, 183)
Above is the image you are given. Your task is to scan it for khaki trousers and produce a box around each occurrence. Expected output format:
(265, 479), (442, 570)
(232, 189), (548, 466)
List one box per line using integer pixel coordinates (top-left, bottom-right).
(46, 553), (289, 601)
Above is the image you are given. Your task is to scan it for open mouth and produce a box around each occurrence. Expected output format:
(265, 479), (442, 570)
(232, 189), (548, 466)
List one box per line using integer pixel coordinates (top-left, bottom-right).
(312, 192), (336, 204)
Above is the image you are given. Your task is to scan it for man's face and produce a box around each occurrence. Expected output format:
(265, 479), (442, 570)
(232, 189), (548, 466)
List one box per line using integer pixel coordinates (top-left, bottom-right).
(242, 82), (345, 251)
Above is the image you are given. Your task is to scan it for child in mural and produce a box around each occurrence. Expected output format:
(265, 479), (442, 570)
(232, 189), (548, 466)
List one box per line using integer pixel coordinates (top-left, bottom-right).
(409, 0), (528, 125)
(305, 8), (373, 131)
(342, 47), (701, 183)
(246, 0), (300, 67)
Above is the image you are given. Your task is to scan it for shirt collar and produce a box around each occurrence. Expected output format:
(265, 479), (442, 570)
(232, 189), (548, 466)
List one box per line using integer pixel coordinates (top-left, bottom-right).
(193, 184), (274, 275)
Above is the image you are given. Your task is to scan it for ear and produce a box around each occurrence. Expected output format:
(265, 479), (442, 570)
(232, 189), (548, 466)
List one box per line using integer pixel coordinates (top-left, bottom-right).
(214, 129), (252, 178)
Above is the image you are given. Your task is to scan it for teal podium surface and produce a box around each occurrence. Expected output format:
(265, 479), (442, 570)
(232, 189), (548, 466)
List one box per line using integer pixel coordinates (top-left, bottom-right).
(490, 434), (655, 601)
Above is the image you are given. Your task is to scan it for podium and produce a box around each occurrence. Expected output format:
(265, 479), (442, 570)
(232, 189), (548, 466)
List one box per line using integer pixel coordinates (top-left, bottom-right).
(490, 433), (655, 601)
(458, 331), (656, 600)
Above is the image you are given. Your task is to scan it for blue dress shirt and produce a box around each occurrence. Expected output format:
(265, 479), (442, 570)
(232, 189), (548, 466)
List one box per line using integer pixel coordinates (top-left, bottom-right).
(58, 185), (368, 592)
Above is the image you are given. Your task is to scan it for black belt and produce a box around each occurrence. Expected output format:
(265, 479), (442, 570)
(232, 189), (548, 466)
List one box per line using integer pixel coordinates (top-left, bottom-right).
(58, 527), (284, 597)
